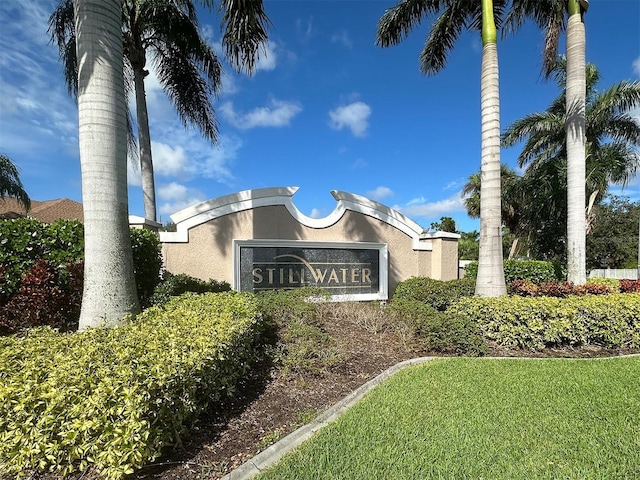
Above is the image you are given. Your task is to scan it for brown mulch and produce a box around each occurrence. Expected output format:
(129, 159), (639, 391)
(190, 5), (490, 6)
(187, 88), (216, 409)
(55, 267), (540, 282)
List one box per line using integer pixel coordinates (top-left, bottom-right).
(127, 315), (637, 480)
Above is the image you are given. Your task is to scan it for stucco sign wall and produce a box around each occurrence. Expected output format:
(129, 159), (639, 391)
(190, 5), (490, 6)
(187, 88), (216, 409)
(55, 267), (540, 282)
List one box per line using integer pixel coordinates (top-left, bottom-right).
(159, 187), (460, 300)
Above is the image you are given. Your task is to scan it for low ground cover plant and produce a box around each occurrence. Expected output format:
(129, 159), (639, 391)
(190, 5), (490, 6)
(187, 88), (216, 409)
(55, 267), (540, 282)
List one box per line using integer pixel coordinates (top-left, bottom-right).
(257, 288), (343, 375)
(0, 292), (264, 479)
(256, 357), (640, 479)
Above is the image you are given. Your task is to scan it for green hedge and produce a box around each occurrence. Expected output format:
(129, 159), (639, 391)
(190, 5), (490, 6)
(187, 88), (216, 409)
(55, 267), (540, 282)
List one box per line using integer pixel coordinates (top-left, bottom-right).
(392, 277), (475, 311)
(0, 218), (83, 303)
(0, 292), (263, 479)
(464, 259), (557, 283)
(448, 293), (640, 351)
(149, 272), (230, 307)
(0, 219), (164, 324)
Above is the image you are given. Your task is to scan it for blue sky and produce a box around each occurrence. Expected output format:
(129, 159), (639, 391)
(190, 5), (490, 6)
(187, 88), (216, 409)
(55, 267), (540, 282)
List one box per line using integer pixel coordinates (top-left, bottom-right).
(1, 0), (638, 232)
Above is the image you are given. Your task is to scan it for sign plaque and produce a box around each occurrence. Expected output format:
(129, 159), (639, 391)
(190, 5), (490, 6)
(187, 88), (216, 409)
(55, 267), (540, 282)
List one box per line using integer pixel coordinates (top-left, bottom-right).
(234, 240), (388, 301)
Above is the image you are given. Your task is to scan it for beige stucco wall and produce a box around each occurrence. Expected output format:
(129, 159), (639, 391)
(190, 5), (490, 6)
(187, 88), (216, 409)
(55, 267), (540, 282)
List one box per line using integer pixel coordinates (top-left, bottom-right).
(163, 205), (458, 294)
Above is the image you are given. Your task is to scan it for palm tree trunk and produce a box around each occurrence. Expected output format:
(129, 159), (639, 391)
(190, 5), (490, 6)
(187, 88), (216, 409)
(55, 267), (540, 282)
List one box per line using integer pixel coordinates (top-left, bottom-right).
(476, 0), (506, 297)
(134, 68), (157, 222)
(565, 1), (587, 284)
(75, 0), (140, 329)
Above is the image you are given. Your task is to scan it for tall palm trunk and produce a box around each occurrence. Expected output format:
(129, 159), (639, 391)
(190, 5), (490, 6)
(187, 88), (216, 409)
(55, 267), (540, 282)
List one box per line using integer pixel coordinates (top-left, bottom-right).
(476, 0), (507, 297)
(133, 67), (157, 222)
(565, 0), (587, 284)
(75, 0), (140, 329)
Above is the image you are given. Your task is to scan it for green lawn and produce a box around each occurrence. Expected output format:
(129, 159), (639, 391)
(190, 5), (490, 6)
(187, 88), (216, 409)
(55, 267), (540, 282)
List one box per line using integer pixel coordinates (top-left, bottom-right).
(257, 357), (640, 480)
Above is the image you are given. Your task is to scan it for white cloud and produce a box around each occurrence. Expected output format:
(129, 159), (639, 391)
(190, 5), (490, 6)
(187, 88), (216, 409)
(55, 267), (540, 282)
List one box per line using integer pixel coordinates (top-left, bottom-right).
(351, 158), (368, 169)
(394, 192), (466, 219)
(157, 182), (207, 216)
(633, 56), (640, 77)
(329, 101), (371, 137)
(443, 178), (466, 191)
(255, 41), (278, 72)
(151, 142), (191, 177)
(221, 99), (302, 129)
(309, 208), (324, 219)
(366, 186), (394, 200)
(331, 30), (353, 49)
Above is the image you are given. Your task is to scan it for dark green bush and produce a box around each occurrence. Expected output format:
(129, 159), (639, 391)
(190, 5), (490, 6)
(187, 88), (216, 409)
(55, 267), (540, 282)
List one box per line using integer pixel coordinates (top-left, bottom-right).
(392, 277), (475, 311)
(464, 259), (557, 284)
(386, 298), (486, 356)
(0, 259), (83, 335)
(0, 218), (83, 304)
(149, 272), (231, 307)
(130, 229), (163, 308)
(1, 219), (165, 317)
(0, 292), (263, 478)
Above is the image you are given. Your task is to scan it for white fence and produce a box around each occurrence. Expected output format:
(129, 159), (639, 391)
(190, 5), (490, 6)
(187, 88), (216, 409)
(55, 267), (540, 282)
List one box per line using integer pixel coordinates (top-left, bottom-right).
(589, 268), (639, 280)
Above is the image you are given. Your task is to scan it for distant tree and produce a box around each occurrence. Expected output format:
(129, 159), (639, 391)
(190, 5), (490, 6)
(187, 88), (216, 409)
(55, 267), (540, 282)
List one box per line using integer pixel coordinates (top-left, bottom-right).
(587, 196), (639, 270)
(459, 231), (479, 261)
(0, 153), (30, 211)
(502, 60), (640, 262)
(430, 216), (456, 233)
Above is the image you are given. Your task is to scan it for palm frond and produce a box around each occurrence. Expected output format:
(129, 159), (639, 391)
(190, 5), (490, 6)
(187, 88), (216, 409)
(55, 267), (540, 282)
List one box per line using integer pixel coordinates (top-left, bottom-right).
(419, 3), (469, 75)
(376, 0), (440, 48)
(219, 0), (271, 74)
(0, 154), (30, 211)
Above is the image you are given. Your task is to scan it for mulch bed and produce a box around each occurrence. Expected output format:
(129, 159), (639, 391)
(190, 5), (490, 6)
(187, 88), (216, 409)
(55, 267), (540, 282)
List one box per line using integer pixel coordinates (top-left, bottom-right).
(129, 315), (637, 480)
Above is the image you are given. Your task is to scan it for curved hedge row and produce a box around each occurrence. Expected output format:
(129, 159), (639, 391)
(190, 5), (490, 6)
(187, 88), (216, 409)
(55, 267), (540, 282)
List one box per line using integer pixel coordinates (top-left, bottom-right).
(0, 292), (263, 479)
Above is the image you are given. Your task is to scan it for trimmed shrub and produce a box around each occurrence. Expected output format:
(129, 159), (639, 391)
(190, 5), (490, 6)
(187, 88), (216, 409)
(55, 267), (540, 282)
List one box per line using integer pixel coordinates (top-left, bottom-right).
(386, 298), (486, 356)
(392, 277), (475, 311)
(620, 279), (640, 293)
(0, 259), (83, 335)
(0, 218), (83, 304)
(465, 259), (557, 283)
(449, 293), (640, 351)
(0, 292), (263, 479)
(587, 277), (621, 293)
(1, 219), (165, 323)
(149, 272), (231, 307)
(130, 229), (163, 308)
(509, 280), (614, 297)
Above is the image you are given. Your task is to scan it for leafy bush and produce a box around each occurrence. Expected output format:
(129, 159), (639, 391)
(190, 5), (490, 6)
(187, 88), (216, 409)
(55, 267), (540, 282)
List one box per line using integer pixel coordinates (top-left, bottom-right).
(130, 229), (163, 308)
(387, 298), (486, 356)
(0, 259), (82, 335)
(392, 277), (475, 311)
(449, 294), (640, 351)
(1, 219), (166, 322)
(149, 272), (231, 307)
(256, 288), (342, 375)
(509, 280), (613, 297)
(465, 259), (557, 283)
(0, 218), (83, 304)
(620, 279), (640, 293)
(587, 277), (621, 293)
(0, 292), (263, 479)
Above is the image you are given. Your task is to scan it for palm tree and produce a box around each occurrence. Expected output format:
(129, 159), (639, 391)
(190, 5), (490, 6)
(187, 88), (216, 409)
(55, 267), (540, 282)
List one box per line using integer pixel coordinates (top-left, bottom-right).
(50, 0), (270, 222)
(462, 164), (526, 258)
(75, 0), (140, 328)
(506, 0), (589, 282)
(0, 153), (31, 211)
(502, 60), (640, 262)
(377, 0), (508, 297)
